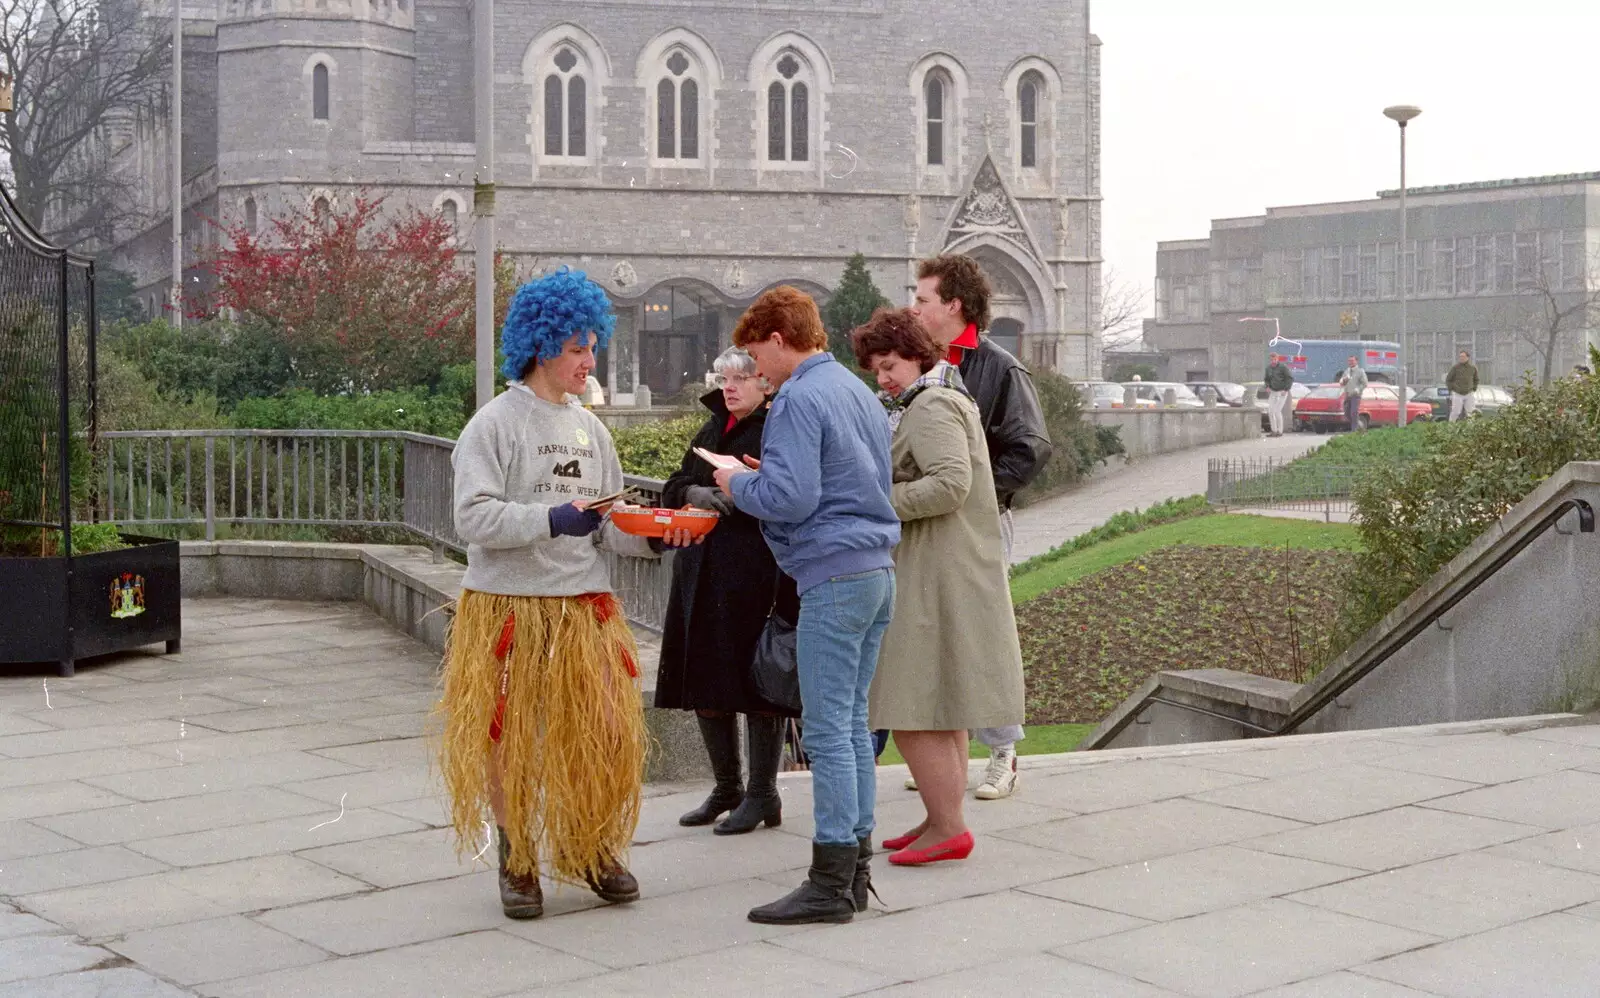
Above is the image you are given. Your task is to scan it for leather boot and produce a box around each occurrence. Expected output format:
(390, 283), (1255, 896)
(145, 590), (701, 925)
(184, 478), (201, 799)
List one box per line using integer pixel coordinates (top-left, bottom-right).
(497, 826), (543, 920)
(747, 842), (858, 925)
(852, 836), (879, 913)
(716, 714), (783, 835)
(585, 856), (640, 904)
(679, 714), (744, 826)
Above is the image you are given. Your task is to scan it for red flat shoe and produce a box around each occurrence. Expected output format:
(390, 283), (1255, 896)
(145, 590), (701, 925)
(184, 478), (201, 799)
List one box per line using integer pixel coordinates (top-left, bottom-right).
(881, 831), (919, 851)
(888, 830), (975, 866)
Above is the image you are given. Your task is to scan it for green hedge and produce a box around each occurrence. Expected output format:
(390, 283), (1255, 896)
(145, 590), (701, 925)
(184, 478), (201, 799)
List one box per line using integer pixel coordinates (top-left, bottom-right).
(611, 415), (702, 480)
(1336, 372), (1600, 653)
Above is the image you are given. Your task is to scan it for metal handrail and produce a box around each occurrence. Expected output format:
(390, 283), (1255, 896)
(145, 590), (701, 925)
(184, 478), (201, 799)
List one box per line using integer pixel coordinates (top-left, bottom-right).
(1110, 496), (1596, 743)
(1277, 496), (1594, 734)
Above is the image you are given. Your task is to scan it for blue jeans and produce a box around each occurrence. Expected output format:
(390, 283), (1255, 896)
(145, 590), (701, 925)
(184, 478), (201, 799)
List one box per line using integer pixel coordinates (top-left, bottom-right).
(796, 568), (895, 846)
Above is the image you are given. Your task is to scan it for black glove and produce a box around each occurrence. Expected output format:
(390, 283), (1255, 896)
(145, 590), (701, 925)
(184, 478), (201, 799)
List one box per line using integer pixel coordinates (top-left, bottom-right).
(548, 501), (602, 538)
(683, 485), (734, 515)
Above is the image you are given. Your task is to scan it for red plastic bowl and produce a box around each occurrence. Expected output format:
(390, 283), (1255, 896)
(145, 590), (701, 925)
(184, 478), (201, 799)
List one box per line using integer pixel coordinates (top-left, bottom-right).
(609, 506), (720, 539)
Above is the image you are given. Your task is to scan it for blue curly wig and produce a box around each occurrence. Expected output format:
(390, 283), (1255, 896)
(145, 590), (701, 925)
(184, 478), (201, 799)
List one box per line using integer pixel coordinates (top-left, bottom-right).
(499, 267), (617, 381)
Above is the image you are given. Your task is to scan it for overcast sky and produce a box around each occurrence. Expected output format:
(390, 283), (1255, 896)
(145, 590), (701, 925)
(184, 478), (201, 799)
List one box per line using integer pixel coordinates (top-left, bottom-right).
(1093, 0), (1600, 318)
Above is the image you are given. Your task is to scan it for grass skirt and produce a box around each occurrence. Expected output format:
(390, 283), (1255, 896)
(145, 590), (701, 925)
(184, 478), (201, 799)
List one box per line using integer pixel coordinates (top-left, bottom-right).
(433, 589), (645, 884)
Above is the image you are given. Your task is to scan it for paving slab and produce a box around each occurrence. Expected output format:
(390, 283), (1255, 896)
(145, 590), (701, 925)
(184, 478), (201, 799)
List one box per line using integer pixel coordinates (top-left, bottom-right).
(1021, 844), (1361, 921)
(1286, 850), (1600, 937)
(1420, 768), (1600, 828)
(126, 806), (426, 867)
(863, 953), (1184, 997)
(0, 967), (198, 998)
(1016, 759), (1261, 813)
(0, 821), (86, 862)
(1191, 764), (1479, 824)
(0, 845), (170, 896)
(1058, 898), (1438, 998)
(995, 796), (1305, 865)
(0, 746), (180, 791)
(1249, 972), (1440, 997)
(82, 750), (362, 802)
(108, 915), (329, 987)
(197, 929), (604, 998)
(295, 826), (480, 888)
(252, 871), (510, 955)
(505, 938), (892, 998)
(1364, 730), (1600, 784)
(1359, 912), (1600, 997)
(1245, 804), (1543, 872)
(32, 786), (330, 846)
(0, 934), (115, 985)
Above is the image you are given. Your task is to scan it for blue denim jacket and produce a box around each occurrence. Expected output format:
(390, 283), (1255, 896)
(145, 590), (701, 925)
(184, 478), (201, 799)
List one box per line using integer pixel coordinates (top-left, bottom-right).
(729, 353), (900, 594)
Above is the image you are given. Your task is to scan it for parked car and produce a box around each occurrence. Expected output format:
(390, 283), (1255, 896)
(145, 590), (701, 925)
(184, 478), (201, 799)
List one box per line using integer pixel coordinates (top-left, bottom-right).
(1293, 383), (1433, 432)
(1075, 381), (1159, 409)
(1410, 384), (1515, 421)
(1122, 382), (1205, 408)
(1242, 381), (1312, 431)
(1185, 381), (1249, 407)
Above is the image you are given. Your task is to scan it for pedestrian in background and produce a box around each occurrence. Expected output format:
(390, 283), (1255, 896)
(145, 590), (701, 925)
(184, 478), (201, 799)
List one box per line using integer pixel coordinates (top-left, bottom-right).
(852, 308), (1025, 867)
(1337, 355), (1367, 432)
(715, 286), (900, 926)
(1446, 350), (1478, 422)
(906, 253), (1050, 801)
(1264, 355), (1294, 437)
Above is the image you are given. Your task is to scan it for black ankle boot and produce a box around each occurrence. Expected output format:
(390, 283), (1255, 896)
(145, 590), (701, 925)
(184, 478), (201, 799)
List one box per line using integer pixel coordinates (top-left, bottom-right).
(716, 715), (783, 835)
(497, 826), (543, 919)
(747, 842), (858, 925)
(680, 714), (744, 826)
(852, 836), (878, 913)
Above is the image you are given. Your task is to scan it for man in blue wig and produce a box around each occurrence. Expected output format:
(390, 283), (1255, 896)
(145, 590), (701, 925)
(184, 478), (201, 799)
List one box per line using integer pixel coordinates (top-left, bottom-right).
(434, 268), (659, 920)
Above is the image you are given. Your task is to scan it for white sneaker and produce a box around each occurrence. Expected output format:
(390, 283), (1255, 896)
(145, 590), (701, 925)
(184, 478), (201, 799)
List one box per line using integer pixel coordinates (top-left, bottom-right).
(904, 775), (918, 791)
(974, 749), (1018, 800)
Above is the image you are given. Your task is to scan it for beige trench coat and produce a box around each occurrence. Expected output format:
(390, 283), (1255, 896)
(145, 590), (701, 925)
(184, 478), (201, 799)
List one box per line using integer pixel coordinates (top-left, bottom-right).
(868, 386), (1026, 731)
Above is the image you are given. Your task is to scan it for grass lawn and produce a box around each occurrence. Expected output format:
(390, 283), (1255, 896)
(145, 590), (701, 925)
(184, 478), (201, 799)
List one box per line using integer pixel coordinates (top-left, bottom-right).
(1010, 514), (1360, 605)
(877, 723), (1098, 765)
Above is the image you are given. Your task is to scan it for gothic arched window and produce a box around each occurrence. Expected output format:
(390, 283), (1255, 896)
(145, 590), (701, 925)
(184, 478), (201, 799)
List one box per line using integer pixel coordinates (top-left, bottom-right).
(1017, 71), (1047, 170)
(656, 50), (701, 161)
(312, 63), (330, 120)
(766, 52), (810, 162)
(243, 196), (257, 233)
(543, 45), (588, 159)
(925, 74), (946, 167)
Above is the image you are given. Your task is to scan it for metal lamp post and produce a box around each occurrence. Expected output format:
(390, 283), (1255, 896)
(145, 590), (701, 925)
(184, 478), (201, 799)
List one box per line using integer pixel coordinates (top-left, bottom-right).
(472, 0), (496, 410)
(1384, 104), (1420, 425)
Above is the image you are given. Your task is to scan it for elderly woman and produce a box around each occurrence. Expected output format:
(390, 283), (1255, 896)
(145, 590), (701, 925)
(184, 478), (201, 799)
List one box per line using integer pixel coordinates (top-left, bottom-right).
(656, 346), (798, 835)
(851, 308), (1025, 866)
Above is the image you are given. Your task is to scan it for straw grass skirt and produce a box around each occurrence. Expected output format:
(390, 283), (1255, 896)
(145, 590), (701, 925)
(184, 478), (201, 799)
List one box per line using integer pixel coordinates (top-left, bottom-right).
(434, 589), (646, 885)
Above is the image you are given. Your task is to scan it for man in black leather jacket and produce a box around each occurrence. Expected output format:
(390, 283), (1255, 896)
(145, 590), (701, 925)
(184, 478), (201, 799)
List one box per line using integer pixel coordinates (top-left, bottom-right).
(908, 253), (1053, 800)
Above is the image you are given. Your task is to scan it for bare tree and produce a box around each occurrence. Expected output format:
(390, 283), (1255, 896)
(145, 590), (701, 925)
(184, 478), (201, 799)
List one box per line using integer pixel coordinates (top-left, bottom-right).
(1100, 267), (1149, 352)
(0, 0), (168, 247)
(1507, 263), (1600, 386)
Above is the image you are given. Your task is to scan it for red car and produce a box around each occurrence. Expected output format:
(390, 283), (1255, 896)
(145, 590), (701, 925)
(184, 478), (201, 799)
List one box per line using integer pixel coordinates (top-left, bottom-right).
(1294, 383), (1432, 432)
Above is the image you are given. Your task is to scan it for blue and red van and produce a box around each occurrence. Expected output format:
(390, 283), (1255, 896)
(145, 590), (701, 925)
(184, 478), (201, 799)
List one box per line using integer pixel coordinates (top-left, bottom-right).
(1266, 339), (1403, 386)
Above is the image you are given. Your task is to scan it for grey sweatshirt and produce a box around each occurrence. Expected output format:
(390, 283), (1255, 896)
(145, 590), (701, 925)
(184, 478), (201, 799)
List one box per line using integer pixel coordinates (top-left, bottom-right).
(452, 385), (656, 597)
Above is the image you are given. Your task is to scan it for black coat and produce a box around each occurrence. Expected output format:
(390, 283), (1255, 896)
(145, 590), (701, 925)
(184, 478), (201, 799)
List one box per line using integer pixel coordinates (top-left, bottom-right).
(957, 337), (1053, 508)
(653, 391), (799, 713)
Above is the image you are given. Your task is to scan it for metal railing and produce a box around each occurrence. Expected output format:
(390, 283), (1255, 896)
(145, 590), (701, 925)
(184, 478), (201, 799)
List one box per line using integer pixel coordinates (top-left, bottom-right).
(98, 429), (672, 629)
(1206, 456), (1410, 520)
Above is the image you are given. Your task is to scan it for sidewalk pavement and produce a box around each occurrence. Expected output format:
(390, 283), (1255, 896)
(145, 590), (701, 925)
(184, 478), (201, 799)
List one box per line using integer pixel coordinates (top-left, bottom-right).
(1009, 432), (1326, 564)
(7, 599), (1600, 996)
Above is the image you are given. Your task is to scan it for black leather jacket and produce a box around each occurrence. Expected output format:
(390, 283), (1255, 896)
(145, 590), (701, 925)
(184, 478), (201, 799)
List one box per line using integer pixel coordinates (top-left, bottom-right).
(956, 337), (1053, 509)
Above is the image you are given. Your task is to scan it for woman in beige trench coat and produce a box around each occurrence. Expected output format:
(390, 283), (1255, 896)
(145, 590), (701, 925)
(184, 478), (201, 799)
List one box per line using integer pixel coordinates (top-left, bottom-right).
(850, 308), (1026, 867)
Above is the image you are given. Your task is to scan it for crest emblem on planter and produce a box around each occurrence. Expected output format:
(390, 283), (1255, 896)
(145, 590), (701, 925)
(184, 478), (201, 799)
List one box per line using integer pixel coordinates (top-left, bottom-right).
(110, 573), (146, 619)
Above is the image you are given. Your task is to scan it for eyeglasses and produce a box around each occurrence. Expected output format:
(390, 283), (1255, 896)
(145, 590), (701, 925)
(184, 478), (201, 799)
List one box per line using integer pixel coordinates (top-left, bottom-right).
(712, 373), (764, 389)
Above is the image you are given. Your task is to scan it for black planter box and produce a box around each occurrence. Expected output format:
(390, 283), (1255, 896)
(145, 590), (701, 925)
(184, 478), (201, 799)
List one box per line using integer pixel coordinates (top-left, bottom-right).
(0, 534), (182, 676)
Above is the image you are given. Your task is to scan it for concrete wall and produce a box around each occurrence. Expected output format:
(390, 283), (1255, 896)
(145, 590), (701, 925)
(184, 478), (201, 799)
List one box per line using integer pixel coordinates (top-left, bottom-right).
(1084, 406), (1260, 461)
(179, 540), (712, 781)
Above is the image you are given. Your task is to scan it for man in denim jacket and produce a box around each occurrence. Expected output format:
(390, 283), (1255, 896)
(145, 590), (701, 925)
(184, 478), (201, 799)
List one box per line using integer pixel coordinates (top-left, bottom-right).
(713, 286), (900, 926)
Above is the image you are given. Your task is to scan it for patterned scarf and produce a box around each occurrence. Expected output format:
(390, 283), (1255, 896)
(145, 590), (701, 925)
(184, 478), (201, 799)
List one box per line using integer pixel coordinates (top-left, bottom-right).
(879, 360), (969, 432)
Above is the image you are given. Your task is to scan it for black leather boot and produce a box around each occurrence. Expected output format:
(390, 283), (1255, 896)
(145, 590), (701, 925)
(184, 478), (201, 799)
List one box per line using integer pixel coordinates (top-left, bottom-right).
(497, 826), (543, 920)
(716, 715), (783, 835)
(747, 842), (858, 925)
(852, 836), (879, 913)
(679, 713), (743, 826)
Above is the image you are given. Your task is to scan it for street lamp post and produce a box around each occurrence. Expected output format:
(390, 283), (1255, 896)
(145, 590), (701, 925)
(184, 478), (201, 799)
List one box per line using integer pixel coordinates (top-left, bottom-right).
(472, 0), (496, 411)
(1384, 104), (1420, 426)
(171, 0), (183, 329)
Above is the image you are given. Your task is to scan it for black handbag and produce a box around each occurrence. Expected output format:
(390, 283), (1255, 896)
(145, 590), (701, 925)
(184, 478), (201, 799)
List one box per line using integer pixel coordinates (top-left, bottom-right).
(751, 610), (802, 716)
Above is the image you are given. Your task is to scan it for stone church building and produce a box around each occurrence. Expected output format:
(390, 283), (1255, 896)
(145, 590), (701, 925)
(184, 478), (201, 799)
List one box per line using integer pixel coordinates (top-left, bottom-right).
(108, 0), (1103, 401)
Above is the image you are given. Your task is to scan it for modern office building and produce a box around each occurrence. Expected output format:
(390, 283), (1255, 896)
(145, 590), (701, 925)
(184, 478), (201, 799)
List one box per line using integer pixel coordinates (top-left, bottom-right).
(100, 0), (1105, 400)
(1142, 172), (1599, 387)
